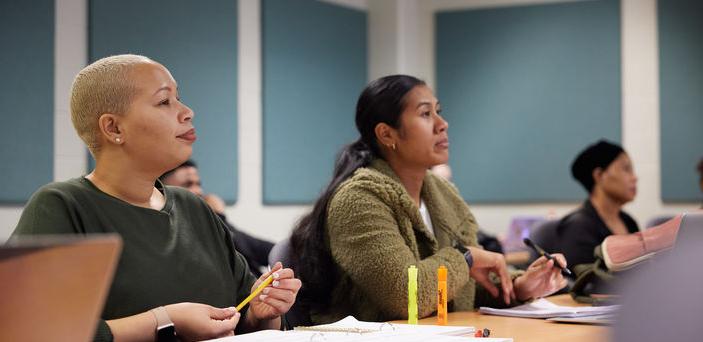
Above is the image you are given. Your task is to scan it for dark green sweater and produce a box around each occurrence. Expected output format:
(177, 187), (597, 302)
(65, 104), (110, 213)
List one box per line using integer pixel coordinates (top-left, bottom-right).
(12, 177), (256, 341)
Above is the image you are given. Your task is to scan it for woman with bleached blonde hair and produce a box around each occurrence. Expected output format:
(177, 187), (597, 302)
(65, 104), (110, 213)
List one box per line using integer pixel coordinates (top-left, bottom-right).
(13, 54), (300, 342)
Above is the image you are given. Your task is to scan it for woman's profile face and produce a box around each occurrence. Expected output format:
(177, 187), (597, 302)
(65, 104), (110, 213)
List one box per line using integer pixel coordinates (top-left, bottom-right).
(119, 62), (196, 171)
(598, 153), (638, 203)
(393, 85), (449, 168)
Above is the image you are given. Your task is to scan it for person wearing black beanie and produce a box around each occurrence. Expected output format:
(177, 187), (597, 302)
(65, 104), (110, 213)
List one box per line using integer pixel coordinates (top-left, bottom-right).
(698, 158), (703, 207)
(555, 139), (640, 273)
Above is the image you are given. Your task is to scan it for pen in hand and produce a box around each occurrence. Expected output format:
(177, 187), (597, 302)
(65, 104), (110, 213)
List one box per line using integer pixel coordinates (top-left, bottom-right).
(523, 238), (572, 276)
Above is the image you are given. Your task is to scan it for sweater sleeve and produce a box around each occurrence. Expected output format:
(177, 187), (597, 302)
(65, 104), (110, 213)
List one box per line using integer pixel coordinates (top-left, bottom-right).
(327, 183), (470, 319)
(12, 184), (82, 237)
(93, 320), (114, 342)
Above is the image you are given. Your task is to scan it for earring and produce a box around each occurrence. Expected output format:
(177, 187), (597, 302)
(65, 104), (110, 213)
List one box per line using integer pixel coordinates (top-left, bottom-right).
(391, 143), (396, 151)
(115, 137), (121, 143)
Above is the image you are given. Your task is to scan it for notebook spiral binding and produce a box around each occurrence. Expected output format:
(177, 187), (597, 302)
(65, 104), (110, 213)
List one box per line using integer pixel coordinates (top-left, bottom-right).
(294, 322), (397, 337)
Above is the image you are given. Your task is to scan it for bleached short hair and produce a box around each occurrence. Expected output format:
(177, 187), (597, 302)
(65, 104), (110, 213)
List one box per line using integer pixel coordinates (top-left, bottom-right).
(70, 54), (154, 155)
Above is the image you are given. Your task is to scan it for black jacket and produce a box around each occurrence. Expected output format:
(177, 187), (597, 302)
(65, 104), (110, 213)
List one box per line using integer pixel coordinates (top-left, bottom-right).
(556, 200), (639, 273)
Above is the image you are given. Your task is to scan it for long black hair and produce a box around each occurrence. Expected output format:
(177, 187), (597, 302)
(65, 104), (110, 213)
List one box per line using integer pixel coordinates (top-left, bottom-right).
(289, 75), (426, 315)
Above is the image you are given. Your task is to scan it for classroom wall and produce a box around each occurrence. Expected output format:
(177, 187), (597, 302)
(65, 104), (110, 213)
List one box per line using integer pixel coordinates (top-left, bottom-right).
(419, 0), (698, 234)
(262, 0), (366, 204)
(0, 0), (54, 203)
(658, 0), (703, 202)
(89, 0), (240, 203)
(436, 0), (622, 203)
(0, 0), (699, 243)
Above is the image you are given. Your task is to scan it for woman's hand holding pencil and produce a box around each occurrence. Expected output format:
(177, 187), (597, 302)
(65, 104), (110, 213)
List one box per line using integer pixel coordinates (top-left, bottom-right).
(243, 262), (302, 321)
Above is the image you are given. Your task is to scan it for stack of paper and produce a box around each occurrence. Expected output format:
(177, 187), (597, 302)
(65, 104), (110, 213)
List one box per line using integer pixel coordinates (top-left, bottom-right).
(546, 313), (616, 325)
(479, 298), (619, 319)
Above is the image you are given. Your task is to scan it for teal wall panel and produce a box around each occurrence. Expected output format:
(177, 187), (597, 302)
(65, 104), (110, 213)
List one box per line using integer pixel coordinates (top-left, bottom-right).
(0, 0), (54, 203)
(659, 0), (703, 202)
(263, 0), (366, 204)
(90, 0), (238, 202)
(436, 0), (621, 203)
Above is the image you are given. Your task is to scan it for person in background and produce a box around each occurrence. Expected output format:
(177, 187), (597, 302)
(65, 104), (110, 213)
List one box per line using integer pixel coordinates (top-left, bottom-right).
(698, 157), (703, 206)
(430, 163), (452, 181)
(556, 140), (639, 272)
(12, 54), (300, 341)
(431, 163), (503, 254)
(160, 160), (274, 277)
(290, 75), (567, 325)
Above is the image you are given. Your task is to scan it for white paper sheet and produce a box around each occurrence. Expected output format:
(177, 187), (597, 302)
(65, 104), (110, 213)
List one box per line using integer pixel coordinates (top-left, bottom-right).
(207, 329), (512, 342)
(479, 298), (619, 319)
(205, 315), (512, 341)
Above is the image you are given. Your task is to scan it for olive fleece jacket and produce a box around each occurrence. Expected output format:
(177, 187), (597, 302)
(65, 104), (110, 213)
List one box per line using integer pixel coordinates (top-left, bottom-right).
(314, 159), (510, 324)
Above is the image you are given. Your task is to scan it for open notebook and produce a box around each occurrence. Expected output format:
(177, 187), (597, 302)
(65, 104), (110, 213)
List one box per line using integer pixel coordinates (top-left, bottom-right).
(295, 315), (475, 336)
(206, 316), (511, 341)
(479, 298), (619, 319)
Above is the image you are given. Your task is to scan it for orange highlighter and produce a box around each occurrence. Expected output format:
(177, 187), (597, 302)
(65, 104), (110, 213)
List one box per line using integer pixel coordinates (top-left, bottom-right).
(437, 265), (448, 325)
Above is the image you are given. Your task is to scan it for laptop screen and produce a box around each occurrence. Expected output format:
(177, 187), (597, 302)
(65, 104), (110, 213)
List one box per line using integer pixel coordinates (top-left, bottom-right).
(0, 235), (122, 342)
(502, 216), (546, 253)
(674, 211), (703, 248)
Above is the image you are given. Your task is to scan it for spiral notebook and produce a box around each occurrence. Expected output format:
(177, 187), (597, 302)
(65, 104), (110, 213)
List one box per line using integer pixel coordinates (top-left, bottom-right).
(296, 315), (475, 336)
(206, 316), (512, 341)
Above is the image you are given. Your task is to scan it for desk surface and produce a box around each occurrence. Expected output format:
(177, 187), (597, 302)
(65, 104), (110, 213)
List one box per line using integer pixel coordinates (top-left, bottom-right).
(393, 294), (610, 342)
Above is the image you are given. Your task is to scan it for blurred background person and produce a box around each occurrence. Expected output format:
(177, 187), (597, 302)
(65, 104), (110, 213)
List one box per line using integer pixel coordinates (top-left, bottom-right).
(698, 157), (703, 206)
(556, 140), (639, 273)
(161, 160), (274, 277)
(430, 163), (452, 181)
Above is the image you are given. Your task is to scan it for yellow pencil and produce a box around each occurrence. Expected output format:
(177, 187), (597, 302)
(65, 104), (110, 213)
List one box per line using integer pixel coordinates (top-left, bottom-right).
(236, 274), (274, 311)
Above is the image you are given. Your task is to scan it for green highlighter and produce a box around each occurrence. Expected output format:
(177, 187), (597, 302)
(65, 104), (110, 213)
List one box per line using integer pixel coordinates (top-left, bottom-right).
(408, 265), (418, 324)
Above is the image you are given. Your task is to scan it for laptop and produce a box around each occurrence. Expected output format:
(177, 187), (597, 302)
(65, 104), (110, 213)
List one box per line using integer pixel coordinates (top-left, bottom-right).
(0, 234), (122, 342)
(611, 211), (703, 341)
(674, 211), (703, 247)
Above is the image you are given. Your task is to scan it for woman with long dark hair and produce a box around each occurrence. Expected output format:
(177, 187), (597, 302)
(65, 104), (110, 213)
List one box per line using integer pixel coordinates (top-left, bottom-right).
(290, 75), (567, 324)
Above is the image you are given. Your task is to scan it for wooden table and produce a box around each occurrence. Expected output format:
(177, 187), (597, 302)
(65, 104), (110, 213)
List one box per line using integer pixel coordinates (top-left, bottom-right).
(393, 294), (610, 342)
